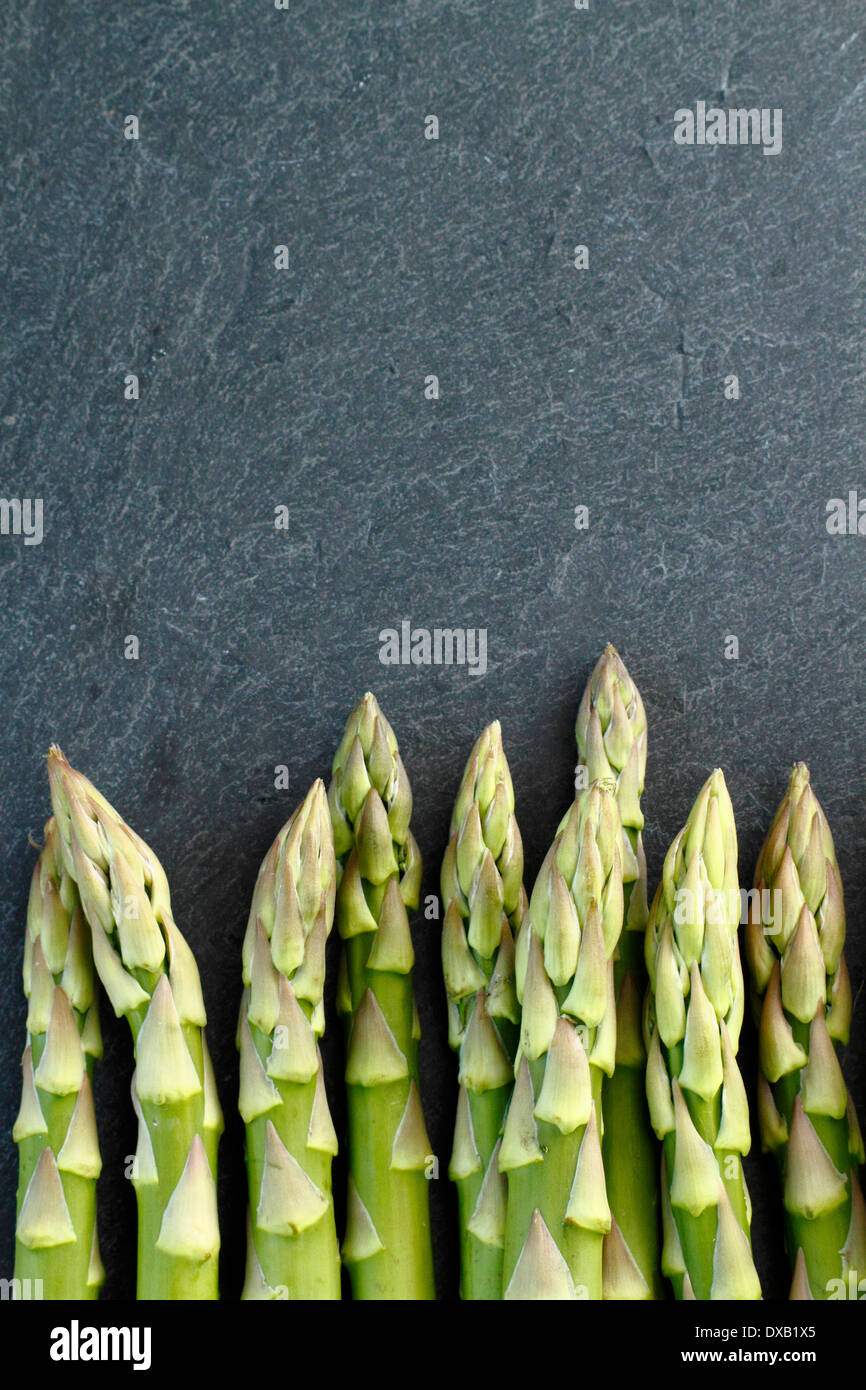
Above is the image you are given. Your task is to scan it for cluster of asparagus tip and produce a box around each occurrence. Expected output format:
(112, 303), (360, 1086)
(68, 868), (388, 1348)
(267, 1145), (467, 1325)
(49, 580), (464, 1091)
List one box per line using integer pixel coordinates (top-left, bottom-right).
(12, 676), (866, 1307)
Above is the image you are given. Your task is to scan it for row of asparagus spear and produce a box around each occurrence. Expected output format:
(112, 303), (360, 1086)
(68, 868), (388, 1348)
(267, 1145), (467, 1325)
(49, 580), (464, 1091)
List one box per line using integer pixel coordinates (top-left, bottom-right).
(12, 648), (863, 1298)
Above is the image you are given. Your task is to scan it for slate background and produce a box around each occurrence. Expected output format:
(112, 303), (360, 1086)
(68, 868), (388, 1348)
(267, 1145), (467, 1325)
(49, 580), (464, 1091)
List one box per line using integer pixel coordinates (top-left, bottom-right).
(1, 0), (864, 1302)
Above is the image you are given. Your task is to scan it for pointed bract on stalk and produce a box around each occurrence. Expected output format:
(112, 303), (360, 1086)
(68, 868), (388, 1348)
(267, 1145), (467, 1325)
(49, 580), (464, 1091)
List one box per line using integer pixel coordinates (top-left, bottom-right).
(329, 694), (434, 1300)
(645, 770), (760, 1301)
(747, 764), (861, 1299)
(501, 781), (624, 1298)
(14, 819), (103, 1299)
(575, 646), (660, 1298)
(442, 721), (526, 1299)
(46, 747), (222, 1300)
(239, 781), (340, 1299)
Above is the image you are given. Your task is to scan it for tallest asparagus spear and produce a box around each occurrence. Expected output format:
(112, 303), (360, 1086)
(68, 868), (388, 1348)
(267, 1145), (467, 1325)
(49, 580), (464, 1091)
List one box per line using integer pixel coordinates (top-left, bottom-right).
(328, 694), (435, 1299)
(47, 747), (223, 1300)
(575, 646), (661, 1298)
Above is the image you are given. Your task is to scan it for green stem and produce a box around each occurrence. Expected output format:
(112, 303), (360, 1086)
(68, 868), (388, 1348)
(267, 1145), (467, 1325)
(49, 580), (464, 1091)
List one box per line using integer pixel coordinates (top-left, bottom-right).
(602, 1053), (661, 1295)
(458, 1088), (509, 1300)
(15, 1159), (98, 1300)
(777, 1042), (852, 1299)
(135, 1024), (217, 1301)
(502, 1059), (604, 1298)
(137, 1098), (206, 1299)
(667, 1046), (751, 1300)
(244, 1024), (340, 1299)
(343, 927), (434, 1299)
(15, 1017), (100, 1300)
(603, 921), (661, 1298)
(346, 1078), (434, 1299)
(786, 1170), (851, 1300)
(665, 1127), (716, 1301)
(502, 1057), (546, 1283)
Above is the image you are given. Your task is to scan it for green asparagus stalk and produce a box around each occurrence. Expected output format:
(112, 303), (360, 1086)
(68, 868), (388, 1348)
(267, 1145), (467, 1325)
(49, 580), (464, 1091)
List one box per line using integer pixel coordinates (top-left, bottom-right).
(328, 694), (435, 1299)
(239, 780), (341, 1299)
(644, 769), (760, 1300)
(441, 721), (526, 1300)
(501, 781), (625, 1299)
(46, 746), (223, 1300)
(746, 763), (865, 1299)
(575, 646), (661, 1298)
(14, 818), (104, 1299)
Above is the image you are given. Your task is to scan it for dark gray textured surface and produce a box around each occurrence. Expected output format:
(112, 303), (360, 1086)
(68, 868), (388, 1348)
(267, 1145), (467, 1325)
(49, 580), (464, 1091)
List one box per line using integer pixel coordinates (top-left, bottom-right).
(1, 0), (864, 1301)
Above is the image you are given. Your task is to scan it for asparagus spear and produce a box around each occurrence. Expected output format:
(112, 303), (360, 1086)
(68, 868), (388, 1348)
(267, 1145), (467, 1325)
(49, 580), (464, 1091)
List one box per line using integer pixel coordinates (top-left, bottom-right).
(501, 781), (624, 1299)
(46, 747), (223, 1300)
(328, 694), (434, 1299)
(746, 763), (865, 1299)
(644, 769), (760, 1300)
(575, 646), (661, 1298)
(14, 818), (104, 1299)
(239, 780), (341, 1299)
(441, 722), (526, 1299)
